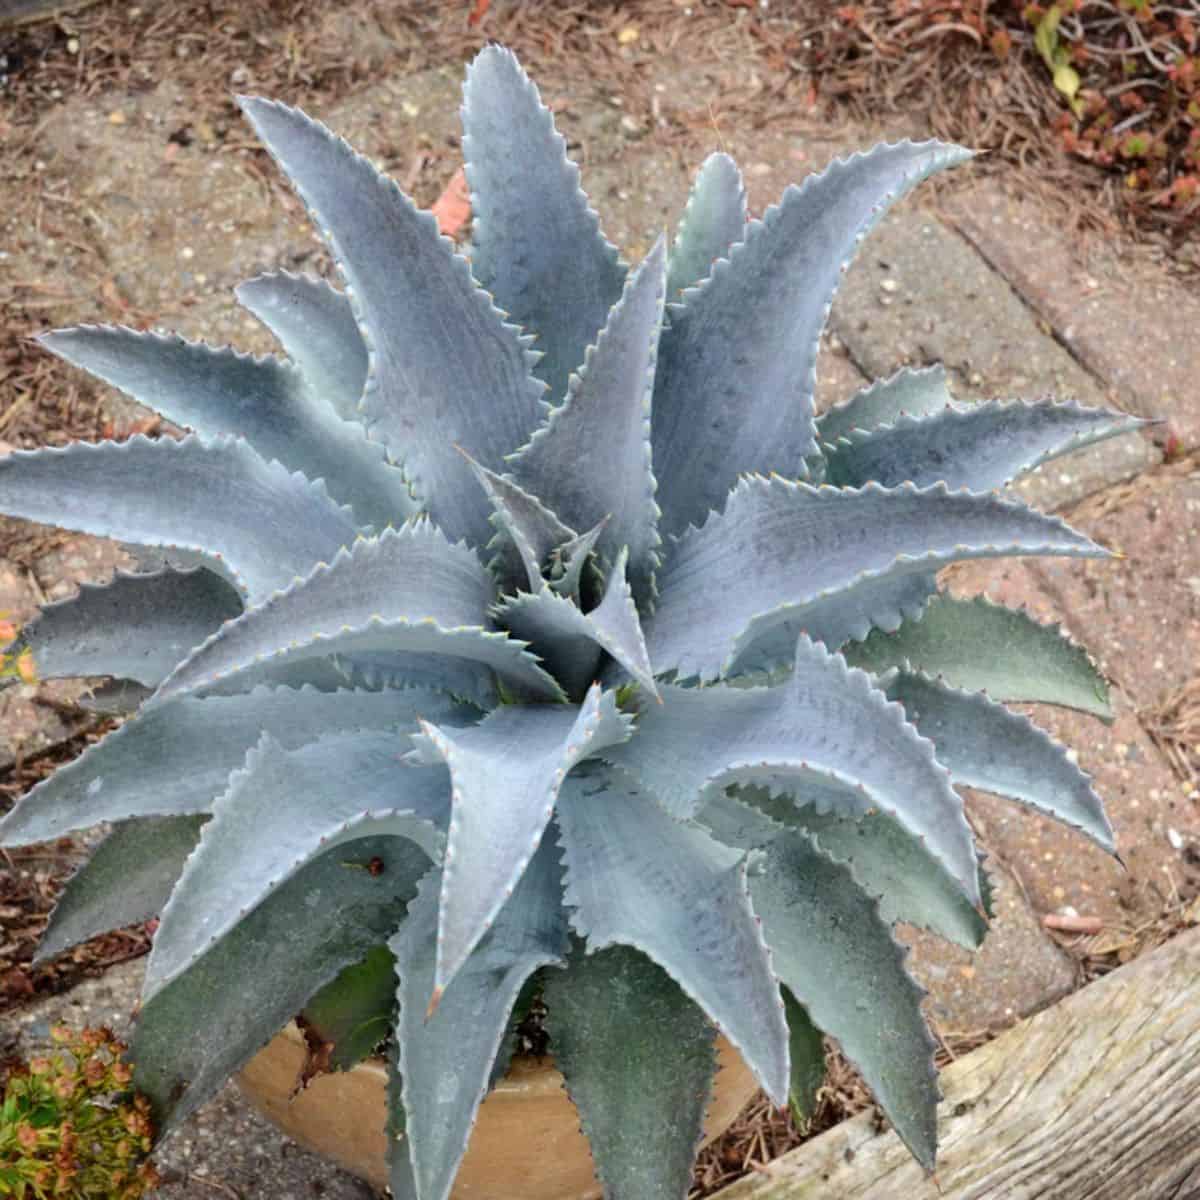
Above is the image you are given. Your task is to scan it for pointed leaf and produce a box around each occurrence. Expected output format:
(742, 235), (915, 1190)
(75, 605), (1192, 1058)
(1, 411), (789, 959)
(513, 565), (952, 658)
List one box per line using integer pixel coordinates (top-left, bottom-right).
(0, 434), (358, 603)
(556, 768), (789, 1103)
(459, 451), (575, 591)
(606, 635), (980, 903)
(145, 731), (451, 999)
(418, 684), (631, 999)
(132, 833), (429, 1132)
(699, 788), (986, 950)
(652, 141), (973, 537)
(646, 476), (1108, 682)
(36, 816), (204, 963)
(782, 988), (825, 1122)
(389, 837), (567, 1200)
(39, 326), (415, 528)
(884, 669), (1115, 851)
(815, 364), (954, 446)
(495, 548), (658, 698)
(492, 589), (603, 699)
(822, 399), (1147, 491)
(790, 807), (987, 951)
(299, 945), (395, 1074)
(0, 685), (466, 846)
(842, 591), (1112, 718)
(15, 565), (242, 688)
(508, 239), (665, 607)
(666, 152), (747, 298)
(238, 96), (547, 550)
(462, 46), (626, 402)
(548, 518), (606, 601)
(580, 547), (658, 694)
(726, 571), (938, 683)
(543, 942), (716, 1200)
(152, 523), (564, 706)
(751, 831), (939, 1169)
(235, 270), (367, 422)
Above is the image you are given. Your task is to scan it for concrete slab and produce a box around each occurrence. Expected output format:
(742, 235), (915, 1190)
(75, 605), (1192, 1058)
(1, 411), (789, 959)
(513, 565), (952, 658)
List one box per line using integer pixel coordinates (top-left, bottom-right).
(816, 332), (868, 414)
(968, 698), (1200, 930)
(828, 208), (1104, 403)
(902, 859), (1077, 1034)
(1009, 431), (1161, 515)
(946, 185), (1200, 448)
(1031, 469), (1200, 712)
(941, 557), (1200, 930)
(30, 69), (464, 352)
(824, 206), (1160, 509)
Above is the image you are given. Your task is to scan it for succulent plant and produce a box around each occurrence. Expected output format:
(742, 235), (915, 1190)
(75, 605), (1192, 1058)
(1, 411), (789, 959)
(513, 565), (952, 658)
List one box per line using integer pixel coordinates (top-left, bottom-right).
(0, 45), (1141, 1200)
(1, 1024), (160, 1199)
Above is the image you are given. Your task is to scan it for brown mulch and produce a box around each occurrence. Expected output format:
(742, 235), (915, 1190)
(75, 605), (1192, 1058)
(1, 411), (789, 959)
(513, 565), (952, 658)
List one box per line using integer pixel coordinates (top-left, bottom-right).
(1148, 677), (1200, 793)
(789, 1), (1200, 255)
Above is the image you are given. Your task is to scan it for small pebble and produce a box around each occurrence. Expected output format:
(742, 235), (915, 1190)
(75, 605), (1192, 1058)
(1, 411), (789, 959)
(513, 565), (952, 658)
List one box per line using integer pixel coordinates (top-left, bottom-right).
(108, 110), (126, 125)
(879, 278), (898, 293)
(1168, 827), (1184, 850)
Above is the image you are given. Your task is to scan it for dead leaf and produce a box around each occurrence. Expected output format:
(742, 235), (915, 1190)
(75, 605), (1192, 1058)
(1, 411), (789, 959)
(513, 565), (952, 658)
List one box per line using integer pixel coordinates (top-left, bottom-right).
(292, 1016), (335, 1097)
(431, 167), (471, 239)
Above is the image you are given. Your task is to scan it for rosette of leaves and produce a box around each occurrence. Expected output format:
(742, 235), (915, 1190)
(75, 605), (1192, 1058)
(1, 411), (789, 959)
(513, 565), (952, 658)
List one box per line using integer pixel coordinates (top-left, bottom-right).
(0, 46), (1139, 1200)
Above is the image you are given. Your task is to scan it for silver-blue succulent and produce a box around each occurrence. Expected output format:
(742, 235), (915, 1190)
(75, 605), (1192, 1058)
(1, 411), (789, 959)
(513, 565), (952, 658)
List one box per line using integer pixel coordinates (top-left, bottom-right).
(0, 45), (1137, 1200)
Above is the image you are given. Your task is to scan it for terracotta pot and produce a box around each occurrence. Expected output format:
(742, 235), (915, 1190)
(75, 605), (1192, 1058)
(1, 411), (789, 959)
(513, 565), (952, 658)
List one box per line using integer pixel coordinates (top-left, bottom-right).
(236, 1023), (758, 1198)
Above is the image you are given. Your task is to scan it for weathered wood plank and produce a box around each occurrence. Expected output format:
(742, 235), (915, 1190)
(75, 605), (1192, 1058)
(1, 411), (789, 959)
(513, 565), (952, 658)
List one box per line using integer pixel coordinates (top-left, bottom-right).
(715, 926), (1200, 1200)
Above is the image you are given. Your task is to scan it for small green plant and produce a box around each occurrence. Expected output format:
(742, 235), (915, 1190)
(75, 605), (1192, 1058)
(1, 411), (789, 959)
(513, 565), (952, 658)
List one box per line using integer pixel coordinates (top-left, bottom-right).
(0, 615), (35, 686)
(0, 1026), (160, 1198)
(1034, 4), (1085, 116)
(0, 44), (1142, 1200)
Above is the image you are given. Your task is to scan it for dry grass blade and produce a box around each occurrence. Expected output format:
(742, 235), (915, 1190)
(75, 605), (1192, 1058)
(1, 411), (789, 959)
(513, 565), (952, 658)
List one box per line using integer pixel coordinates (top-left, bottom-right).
(1147, 677), (1200, 788)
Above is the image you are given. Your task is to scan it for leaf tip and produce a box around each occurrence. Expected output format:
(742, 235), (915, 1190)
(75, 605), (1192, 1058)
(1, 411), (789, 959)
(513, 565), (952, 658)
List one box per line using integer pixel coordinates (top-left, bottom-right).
(425, 986), (444, 1021)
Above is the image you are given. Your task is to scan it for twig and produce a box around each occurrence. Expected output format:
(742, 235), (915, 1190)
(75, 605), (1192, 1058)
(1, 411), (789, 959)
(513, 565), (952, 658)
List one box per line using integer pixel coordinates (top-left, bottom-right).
(183, 1174), (245, 1200)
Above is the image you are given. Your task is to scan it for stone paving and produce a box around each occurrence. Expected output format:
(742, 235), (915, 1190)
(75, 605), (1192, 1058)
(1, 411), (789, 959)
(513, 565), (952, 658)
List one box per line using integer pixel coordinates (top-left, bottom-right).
(2, 42), (1200, 1200)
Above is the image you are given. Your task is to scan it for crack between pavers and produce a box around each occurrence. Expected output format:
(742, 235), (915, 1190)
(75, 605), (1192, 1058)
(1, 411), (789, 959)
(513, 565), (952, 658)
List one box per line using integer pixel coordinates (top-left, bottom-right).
(939, 208), (1145, 411)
